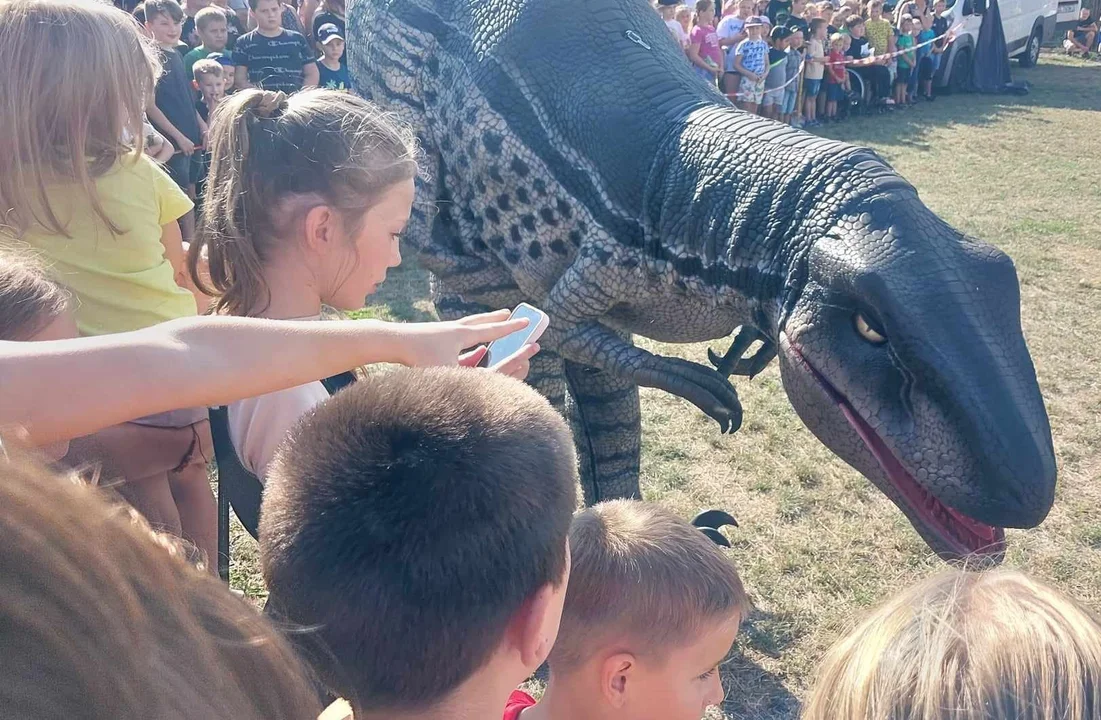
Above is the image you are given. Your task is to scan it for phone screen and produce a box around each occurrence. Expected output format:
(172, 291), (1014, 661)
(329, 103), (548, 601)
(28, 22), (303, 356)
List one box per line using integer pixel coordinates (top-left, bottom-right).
(483, 305), (545, 368)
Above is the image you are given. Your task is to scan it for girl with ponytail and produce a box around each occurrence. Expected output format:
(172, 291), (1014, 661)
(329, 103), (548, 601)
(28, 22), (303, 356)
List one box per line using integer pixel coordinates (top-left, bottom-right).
(189, 88), (539, 483)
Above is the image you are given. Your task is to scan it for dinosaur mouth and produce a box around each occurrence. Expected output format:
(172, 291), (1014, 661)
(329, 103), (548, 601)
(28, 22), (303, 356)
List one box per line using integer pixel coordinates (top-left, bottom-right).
(791, 345), (1005, 561)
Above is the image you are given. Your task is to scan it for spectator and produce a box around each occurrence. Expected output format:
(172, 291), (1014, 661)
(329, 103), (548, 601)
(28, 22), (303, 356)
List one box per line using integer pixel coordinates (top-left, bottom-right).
(786, 0), (809, 34)
(183, 5), (232, 77)
(762, 25), (791, 119)
(260, 368), (577, 720)
(180, 0), (210, 47)
(657, 0), (688, 48)
(782, 29), (803, 124)
(315, 22), (349, 89)
(0, 256), (78, 461)
(0, 0), (215, 570)
(734, 16), (770, 112)
(280, 0), (303, 34)
(1065, 8), (1097, 58)
(688, 0), (724, 85)
(894, 14), (915, 105)
(804, 18), (826, 126)
(863, 0), (892, 56)
(801, 569), (1101, 720)
(144, 0), (206, 244)
(717, 0), (754, 94)
(819, 0), (836, 33)
(824, 31), (848, 120)
(189, 89), (536, 481)
(311, 0), (345, 48)
(206, 50), (238, 91)
(234, 0), (318, 92)
(915, 10), (935, 100)
(846, 14), (891, 106)
(931, 0), (949, 56)
(190, 59), (225, 212)
(212, 0), (246, 45)
(0, 448), (322, 720)
(675, 4), (694, 47)
(509, 501), (749, 720)
(767, 0), (792, 26)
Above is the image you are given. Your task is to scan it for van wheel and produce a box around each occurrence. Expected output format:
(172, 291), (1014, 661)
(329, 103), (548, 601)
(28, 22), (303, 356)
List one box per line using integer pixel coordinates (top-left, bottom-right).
(946, 47), (972, 93)
(1019, 27), (1041, 67)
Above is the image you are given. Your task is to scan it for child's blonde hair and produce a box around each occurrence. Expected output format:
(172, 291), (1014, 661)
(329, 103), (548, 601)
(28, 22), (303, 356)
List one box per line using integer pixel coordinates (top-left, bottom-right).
(548, 500), (749, 672)
(802, 569), (1101, 720)
(675, 4), (692, 21)
(830, 31), (847, 46)
(189, 89), (418, 317)
(0, 252), (70, 341)
(0, 0), (161, 238)
(192, 57), (224, 82)
(0, 443), (321, 720)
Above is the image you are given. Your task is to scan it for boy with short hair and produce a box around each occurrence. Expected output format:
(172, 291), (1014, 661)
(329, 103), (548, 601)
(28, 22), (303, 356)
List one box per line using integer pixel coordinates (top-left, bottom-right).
(762, 25), (791, 119)
(190, 59), (224, 210)
(260, 367), (578, 720)
(315, 22), (350, 90)
(508, 500), (749, 720)
(734, 16), (769, 114)
(184, 6), (232, 77)
(143, 0), (204, 242)
(782, 28), (804, 125)
(234, 0), (318, 93)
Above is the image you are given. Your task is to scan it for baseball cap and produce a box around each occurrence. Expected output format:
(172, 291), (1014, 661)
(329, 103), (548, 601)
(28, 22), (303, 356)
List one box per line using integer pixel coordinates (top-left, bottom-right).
(770, 24), (793, 39)
(316, 22), (344, 44)
(745, 14), (767, 25)
(205, 51), (235, 67)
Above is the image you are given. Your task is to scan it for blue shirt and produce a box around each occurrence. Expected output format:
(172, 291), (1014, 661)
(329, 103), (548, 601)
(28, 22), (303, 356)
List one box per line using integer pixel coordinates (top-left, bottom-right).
(735, 38), (769, 76)
(318, 60), (350, 90)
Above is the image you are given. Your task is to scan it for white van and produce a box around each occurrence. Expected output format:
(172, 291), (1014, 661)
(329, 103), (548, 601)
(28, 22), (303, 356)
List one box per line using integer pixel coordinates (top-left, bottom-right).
(935, 0), (1059, 90)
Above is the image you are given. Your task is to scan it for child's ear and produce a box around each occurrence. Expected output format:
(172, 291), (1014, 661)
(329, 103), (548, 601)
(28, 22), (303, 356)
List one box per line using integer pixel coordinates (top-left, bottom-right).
(192, 79), (199, 90)
(303, 205), (336, 255)
(512, 580), (566, 670)
(600, 653), (636, 708)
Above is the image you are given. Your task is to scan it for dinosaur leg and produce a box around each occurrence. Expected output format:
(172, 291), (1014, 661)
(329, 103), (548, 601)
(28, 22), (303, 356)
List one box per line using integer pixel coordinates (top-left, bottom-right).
(545, 256), (744, 434)
(563, 359), (642, 503)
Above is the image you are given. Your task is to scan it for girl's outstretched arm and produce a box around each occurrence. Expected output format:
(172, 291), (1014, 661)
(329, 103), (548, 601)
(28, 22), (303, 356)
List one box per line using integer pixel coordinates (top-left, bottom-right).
(0, 312), (529, 445)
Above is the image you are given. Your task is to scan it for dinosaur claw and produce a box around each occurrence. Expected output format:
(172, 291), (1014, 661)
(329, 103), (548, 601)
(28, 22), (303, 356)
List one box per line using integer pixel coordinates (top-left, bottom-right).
(698, 527), (731, 547)
(707, 347), (725, 369)
(693, 509), (739, 529)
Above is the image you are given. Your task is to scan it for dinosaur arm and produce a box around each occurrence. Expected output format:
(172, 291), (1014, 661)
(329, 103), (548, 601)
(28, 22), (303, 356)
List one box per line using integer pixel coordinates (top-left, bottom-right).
(544, 253), (742, 433)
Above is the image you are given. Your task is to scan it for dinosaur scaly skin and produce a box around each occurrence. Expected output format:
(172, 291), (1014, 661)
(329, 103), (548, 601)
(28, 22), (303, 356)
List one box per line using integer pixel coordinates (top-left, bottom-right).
(346, 0), (1057, 560)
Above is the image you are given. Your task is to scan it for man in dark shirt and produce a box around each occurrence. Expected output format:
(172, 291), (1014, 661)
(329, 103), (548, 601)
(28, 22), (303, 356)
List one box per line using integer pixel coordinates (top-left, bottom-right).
(1065, 8), (1097, 57)
(234, 0), (318, 93)
(766, 0), (792, 26)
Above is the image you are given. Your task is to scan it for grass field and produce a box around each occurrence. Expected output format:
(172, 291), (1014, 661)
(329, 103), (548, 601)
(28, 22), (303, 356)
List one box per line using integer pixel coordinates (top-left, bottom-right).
(225, 55), (1101, 718)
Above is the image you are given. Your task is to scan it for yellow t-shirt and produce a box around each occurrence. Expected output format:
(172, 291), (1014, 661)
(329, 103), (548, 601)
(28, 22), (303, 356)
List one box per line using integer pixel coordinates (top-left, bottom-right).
(865, 18), (893, 55)
(0, 153), (197, 336)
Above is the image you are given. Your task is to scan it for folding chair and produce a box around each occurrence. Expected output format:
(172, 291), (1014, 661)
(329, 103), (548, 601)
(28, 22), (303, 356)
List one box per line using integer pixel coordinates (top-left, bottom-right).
(214, 371), (358, 582)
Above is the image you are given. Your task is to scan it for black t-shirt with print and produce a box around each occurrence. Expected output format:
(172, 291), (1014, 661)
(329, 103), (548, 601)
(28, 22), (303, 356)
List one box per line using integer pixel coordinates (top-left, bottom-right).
(235, 28), (315, 93)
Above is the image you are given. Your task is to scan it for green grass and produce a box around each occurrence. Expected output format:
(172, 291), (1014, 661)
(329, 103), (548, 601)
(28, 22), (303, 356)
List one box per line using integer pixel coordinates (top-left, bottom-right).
(224, 56), (1101, 718)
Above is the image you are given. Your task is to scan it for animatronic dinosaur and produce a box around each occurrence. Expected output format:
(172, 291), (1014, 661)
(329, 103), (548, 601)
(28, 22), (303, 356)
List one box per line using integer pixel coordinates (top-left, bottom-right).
(346, 0), (1057, 561)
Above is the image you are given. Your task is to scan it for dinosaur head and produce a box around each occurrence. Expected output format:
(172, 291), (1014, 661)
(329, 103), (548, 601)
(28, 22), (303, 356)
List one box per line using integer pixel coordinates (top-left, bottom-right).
(776, 191), (1056, 562)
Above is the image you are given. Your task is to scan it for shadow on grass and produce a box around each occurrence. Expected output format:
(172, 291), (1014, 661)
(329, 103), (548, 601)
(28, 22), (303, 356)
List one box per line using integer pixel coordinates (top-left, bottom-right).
(721, 651), (800, 720)
(816, 59), (1101, 150)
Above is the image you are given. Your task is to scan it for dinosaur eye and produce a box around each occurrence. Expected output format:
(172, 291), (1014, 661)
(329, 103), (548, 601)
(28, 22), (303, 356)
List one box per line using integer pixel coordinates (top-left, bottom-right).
(853, 312), (887, 345)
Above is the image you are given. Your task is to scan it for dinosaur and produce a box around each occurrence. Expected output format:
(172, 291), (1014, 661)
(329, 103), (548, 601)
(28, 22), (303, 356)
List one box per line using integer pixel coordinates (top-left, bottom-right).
(345, 0), (1057, 562)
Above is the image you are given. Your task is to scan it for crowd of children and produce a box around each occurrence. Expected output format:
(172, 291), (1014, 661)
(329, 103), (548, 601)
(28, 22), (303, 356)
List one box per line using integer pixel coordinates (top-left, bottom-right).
(1, 0), (1101, 719)
(659, 0), (951, 127)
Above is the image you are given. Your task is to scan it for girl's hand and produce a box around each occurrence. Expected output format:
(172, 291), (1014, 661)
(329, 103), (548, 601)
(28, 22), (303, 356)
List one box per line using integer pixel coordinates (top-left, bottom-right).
(458, 342), (540, 380)
(398, 310), (532, 368)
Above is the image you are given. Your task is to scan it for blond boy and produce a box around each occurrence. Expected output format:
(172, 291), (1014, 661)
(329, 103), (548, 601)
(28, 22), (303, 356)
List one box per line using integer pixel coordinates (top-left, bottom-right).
(510, 500), (749, 720)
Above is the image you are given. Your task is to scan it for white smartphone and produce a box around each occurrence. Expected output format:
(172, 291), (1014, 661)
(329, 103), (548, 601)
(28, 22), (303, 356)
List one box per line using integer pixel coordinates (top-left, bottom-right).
(480, 303), (549, 368)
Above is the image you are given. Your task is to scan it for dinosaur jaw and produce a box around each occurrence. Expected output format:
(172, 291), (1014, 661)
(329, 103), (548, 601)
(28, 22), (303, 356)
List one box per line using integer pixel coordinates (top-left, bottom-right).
(787, 341), (1006, 563)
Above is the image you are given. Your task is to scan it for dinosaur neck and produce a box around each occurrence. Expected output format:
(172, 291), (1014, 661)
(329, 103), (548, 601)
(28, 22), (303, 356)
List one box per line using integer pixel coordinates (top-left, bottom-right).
(641, 105), (822, 333)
